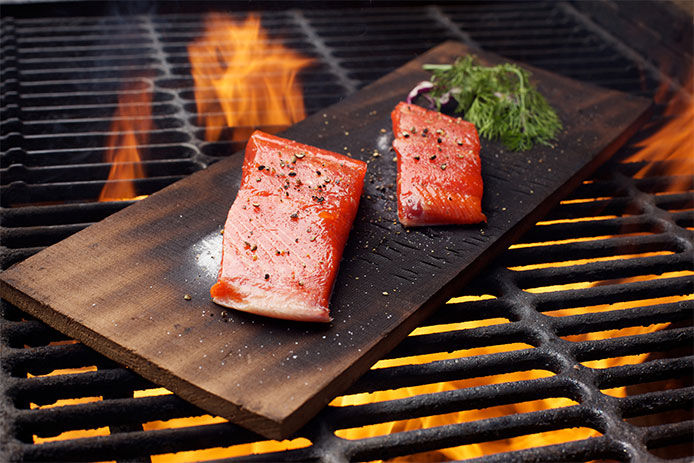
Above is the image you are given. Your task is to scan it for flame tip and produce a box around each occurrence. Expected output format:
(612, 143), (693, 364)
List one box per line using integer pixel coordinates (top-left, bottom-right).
(190, 12), (310, 143)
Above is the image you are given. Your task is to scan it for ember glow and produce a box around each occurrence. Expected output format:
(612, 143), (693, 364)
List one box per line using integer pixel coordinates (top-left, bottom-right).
(189, 13), (312, 142)
(98, 85), (150, 202)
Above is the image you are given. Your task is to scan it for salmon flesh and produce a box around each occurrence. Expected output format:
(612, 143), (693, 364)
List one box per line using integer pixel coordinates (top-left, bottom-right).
(392, 102), (486, 226)
(210, 130), (367, 322)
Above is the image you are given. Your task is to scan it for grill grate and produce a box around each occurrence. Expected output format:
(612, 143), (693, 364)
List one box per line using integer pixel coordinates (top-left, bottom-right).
(1, 2), (693, 462)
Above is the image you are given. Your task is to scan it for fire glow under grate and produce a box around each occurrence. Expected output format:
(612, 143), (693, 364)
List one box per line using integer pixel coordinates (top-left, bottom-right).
(1, 2), (692, 462)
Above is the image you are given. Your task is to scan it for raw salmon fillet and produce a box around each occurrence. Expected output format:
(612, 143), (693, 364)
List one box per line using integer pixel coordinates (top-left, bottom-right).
(210, 130), (367, 323)
(392, 102), (486, 226)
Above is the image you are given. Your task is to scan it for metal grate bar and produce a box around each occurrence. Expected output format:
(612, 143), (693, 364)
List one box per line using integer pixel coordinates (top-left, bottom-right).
(349, 349), (555, 393)
(534, 276), (693, 312)
(19, 422), (260, 462)
(16, 395), (203, 436)
(571, 327), (693, 361)
(553, 302), (693, 336)
(7, 369), (152, 407)
(345, 406), (598, 463)
(619, 387), (694, 418)
(328, 375), (577, 429)
(463, 436), (621, 463)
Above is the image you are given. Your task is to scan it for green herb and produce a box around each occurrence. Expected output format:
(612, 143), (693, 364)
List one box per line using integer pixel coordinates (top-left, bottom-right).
(421, 56), (562, 151)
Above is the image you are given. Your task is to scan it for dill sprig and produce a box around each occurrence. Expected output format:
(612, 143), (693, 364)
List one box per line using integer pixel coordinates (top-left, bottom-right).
(422, 56), (562, 151)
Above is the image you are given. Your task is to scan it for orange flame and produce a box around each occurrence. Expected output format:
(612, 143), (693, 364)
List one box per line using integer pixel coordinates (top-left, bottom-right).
(627, 71), (694, 186)
(99, 85), (150, 202)
(189, 13), (312, 142)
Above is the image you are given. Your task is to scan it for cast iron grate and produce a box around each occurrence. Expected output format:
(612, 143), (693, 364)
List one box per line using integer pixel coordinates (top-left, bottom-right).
(1, 2), (692, 462)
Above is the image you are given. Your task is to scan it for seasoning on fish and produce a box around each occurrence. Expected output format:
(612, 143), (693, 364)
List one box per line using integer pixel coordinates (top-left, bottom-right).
(210, 130), (367, 323)
(391, 102), (486, 226)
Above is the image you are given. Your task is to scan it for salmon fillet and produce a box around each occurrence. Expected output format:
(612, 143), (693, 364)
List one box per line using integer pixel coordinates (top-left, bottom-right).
(210, 130), (367, 322)
(392, 102), (486, 226)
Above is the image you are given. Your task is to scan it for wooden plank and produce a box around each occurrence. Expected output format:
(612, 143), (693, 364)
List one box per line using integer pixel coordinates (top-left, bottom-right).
(0, 41), (651, 439)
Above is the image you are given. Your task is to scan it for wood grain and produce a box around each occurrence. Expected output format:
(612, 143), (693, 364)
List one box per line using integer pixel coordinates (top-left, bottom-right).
(0, 41), (652, 439)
